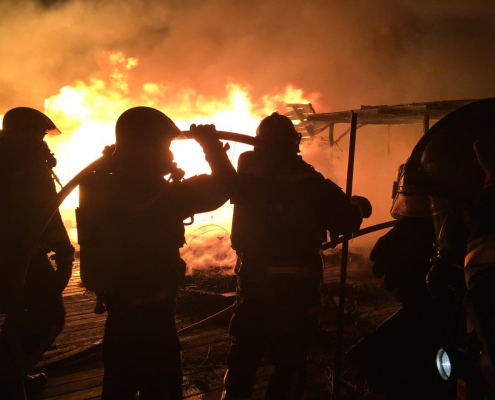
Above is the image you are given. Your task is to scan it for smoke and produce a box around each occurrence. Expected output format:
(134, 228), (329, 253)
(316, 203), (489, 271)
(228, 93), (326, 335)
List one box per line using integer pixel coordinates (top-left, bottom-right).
(1, 0), (495, 112)
(299, 123), (424, 257)
(2, 0), (495, 274)
(180, 232), (237, 275)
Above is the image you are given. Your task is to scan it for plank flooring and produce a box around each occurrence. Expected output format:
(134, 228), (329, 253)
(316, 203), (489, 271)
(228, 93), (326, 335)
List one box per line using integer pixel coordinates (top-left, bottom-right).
(12, 260), (397, 399)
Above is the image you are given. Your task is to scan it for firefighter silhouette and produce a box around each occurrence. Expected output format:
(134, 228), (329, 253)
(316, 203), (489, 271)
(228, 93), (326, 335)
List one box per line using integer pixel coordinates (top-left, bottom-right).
(76, 107), (236, 399)
(0, 107), (75, 398)
(223, 112), (369, 400)
(366, 98), (495, 397)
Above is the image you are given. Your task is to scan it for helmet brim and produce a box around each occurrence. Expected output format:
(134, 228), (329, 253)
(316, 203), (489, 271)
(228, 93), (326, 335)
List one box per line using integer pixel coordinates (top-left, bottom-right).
(45, 128), (61, 136)
(391, 193), (438, 218)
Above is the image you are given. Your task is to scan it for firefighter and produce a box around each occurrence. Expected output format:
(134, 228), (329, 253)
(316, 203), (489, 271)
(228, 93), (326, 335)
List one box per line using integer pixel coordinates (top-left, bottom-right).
(76, 107), (236, 400)
(365, 98), (495, 397)
(464, 136), (495, 391)
(0, 107), (75, 397)
(222, 112), (370, 400)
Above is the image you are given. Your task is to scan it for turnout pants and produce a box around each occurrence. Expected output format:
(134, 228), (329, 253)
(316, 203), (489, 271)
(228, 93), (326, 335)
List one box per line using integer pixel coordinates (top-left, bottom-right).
(101, 298), (182, 400)
(0, 254), (65, 399)
(224, 332), (309, 400)
(223, 254), (322, 400)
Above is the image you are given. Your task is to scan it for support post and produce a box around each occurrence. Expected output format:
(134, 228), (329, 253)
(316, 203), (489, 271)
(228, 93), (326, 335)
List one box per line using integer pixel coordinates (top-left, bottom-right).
(387, 125), (391, 156)
(423, 113), (430, 135)
(332, 111), (358, 398)
(329, 123), (335, 147)
(329, 123), (335, 164)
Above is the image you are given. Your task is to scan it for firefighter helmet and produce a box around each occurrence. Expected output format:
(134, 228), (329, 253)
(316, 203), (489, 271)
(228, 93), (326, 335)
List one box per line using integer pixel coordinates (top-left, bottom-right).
(256, 112), (302, 153)
(2, 107), (60, 138)
(115, 106), (182, 152)
(391, 98), (495, 218)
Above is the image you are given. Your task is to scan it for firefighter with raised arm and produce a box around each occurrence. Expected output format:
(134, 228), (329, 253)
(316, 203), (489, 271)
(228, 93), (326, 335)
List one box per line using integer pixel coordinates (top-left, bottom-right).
(0, 107), (75, 398)
(222, 112), (371, 400)
(76, 107), (236, 399)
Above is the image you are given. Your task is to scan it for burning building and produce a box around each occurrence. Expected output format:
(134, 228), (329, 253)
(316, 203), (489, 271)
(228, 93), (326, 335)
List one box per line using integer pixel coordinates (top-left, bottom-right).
(1, 0), (495, 398)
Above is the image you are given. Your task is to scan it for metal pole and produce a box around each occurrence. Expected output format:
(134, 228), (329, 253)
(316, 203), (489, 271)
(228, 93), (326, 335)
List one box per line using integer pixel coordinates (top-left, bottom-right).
(387, 125), (391, 156)
(329, 123), (335, 165)
(322, 220), (397, 251)
(423, 113), (430, 135)
(332, 111), (358, 397)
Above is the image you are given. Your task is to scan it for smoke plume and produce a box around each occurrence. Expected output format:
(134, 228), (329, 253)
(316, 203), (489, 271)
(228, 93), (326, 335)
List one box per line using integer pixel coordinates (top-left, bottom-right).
(1, 0), (495, 273)
(1, 0), (495, 112)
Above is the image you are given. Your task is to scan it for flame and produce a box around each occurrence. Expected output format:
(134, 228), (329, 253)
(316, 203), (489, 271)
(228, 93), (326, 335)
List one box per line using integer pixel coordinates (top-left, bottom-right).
(7, 52), (319, 272)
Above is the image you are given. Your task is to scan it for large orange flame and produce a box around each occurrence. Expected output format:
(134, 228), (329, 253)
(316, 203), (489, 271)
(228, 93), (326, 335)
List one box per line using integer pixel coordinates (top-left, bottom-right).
(1, 52), (319, 272)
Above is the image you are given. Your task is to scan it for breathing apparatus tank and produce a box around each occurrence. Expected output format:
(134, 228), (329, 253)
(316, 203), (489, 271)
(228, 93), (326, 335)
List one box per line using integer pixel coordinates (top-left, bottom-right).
(231, 113), (322, 256)
(77, 107), (184, 297)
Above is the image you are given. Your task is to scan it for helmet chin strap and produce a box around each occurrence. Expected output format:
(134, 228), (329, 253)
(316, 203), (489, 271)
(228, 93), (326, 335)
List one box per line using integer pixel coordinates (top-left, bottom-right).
(48, 167), (64, 190)
(42, 141), (64, 190)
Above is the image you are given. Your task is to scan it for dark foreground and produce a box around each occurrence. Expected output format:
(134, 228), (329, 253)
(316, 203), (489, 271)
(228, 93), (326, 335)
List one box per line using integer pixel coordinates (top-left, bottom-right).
(11, 256), (398, 399)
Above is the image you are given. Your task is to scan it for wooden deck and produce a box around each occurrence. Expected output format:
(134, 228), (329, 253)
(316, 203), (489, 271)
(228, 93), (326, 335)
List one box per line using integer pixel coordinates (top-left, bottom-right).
(7, 260), (398, 399)
(21, 262), (330, 399)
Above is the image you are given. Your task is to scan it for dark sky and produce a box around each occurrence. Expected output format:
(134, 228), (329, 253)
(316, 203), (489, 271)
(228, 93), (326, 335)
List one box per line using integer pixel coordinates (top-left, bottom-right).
(1, 0), (495, 112)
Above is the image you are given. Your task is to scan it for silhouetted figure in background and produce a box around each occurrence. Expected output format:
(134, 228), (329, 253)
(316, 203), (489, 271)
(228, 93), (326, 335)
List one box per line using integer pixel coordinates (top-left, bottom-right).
(364, 99), (495, 398)
(223, 112), (370, 400)
(77, 107), (236, 400)
(463, 137), (495, 394)
(0, 107), (75, 398)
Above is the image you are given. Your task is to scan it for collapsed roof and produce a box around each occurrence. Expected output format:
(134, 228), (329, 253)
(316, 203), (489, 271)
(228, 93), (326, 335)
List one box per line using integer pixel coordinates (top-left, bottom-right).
(285, 98), (485, 146)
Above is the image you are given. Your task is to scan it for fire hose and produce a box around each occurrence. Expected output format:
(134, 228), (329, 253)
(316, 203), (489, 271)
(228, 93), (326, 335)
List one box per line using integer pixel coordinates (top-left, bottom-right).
(15, 129), (397, 374)
(28, 130), (269, 287)
(321, 220), (397, 251)
(10, 131), (266, 377)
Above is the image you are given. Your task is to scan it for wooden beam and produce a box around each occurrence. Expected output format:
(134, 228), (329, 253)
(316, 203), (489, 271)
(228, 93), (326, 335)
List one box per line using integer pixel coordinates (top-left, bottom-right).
(307, 98), (485, 125)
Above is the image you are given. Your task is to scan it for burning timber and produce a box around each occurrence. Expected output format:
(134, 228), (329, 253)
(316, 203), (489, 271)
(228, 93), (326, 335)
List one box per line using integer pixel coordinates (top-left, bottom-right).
(286, 97), (484, 144)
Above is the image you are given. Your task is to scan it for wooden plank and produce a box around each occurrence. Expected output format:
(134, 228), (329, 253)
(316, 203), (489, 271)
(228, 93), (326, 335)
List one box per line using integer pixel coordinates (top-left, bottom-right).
(182, 368), (226, 398)
(29, 262), (332, 400)
(180, 328), (229, 347)
(36, 375), (103, 399)
(58, 320), (105, 334)
(38, 364), (225, 398)
(55, 328), (105, 344)
(43, 368), (103, 389)
(36, 337), (329, 400)
(194, 363), (327, 400)
(39, 369), (226, 400)
(42, 386), (102, 400)
(62, 296), (95, 305)
(44, 335), (102, 351)
(308, 98), (482, 125)
(62, 302), (95, 311)
(63, 314), (105, 325)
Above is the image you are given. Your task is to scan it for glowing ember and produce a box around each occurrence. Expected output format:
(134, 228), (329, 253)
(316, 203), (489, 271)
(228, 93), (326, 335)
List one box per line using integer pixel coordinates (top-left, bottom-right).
(2, 52), (319, 272)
